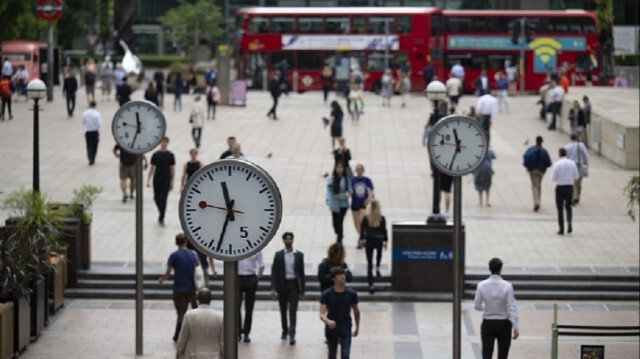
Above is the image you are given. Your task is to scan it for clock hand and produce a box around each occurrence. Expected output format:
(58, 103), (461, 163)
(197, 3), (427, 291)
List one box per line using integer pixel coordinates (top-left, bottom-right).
(221, 182), (235, 221)
(130, 113), (142, 148)
(215, 200), (234, 252)
(449, 148), (458, 170)
(453, 129), (461, 152)
(198, 200), (245, 214)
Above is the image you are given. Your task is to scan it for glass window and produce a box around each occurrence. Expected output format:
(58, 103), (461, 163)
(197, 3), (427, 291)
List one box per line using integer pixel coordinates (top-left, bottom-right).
(393, 51), (408, 69)
(367, 51), (393, 71)
(430, 14), (442, 36)
(430, 46), (443, 61)
(352, 17), (366, 34)
(326, 17), (350, 34)
(581, 18), (596, 34)
(271, 17), (295, 33)
(487, 55), (511, 70)
(248, 17), (269, 34)
(397, 16), (411, 34)
(298, 17), (323, 34)
(553, 18), (568, 33)
(270, 52), (294, 71)
(297, 51), (324, 70)
(368, 17), (394, 34)
(535, 18), (553, 33)
(568, 18), (582, 33)
(446, 17), (471, 33)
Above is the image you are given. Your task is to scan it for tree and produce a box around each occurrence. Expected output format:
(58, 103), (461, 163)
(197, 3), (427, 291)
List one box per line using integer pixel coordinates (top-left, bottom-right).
(158, 0), (224, 52)
(56, 0), (91, 49)
(595, 0), (614, 78)
(0, 0), (47, 41)
(623, 175), (639, 222)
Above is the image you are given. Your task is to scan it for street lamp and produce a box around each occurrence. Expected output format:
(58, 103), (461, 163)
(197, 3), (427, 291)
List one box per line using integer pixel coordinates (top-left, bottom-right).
(27, 79), (47, 193)
(425, 80), (448, 224)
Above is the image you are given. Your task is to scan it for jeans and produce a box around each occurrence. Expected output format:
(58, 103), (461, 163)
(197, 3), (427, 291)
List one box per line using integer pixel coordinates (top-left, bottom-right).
(326, 325), (352, 359)
(191, 127), (202, 148)
(172, 291), (197, 342)
(66, 93), (76, 116)
(278, 279), (299, 337)
(153, 183), (170, 222)
(481, 319), (512, 359)
(331, 207), (348, 242)
(174, 93), (182, 111)
(238, 275), (258, 335)
(365, 241), (383, 286)
(546, 102), (560, 128)
(555, 185), (573, 232)
(85, 131), (99, 164)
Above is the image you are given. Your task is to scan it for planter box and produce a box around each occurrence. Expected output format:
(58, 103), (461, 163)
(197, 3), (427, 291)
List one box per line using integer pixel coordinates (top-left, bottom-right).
(0, 302), (14, 359)
(30, 277), (46, 339)
(59, 218), (81, 288)
(14, 295), (29, 353)
(80, 225), (91, 270)
(49, 254), (65, 314)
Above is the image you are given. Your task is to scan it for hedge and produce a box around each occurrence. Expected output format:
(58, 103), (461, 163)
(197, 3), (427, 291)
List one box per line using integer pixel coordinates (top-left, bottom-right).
(615, 54), (639, 66)
(65, 53), (190, 68)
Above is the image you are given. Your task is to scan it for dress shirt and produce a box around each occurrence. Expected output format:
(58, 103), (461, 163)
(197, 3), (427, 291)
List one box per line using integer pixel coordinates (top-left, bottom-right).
(82, 108), (103, 132)
(474, 275), (519, 329)
(451, 64), (464, 78)
(1, 61), (12, 77)
(564, 141), (589, 166)
(550, 85), (565, 103)
(238, 252), (265, 276)
(476, 94), (498, 123)
(284, 249), (297, 280)
(480, 76), (488, 90)
(551, 157), (579, 185)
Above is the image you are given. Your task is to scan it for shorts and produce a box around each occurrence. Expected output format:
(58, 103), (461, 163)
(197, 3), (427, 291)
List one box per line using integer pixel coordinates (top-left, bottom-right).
(440, 173), (453, 192)
(351, 204), (367, 211)
(119, 163), (135, 180)
(86, 84), (95, 95)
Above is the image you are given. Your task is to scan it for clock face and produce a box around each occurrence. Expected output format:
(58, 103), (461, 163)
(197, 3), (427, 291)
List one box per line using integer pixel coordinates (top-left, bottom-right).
(111, 100), (166, 154)
(179, 159), (283, 261)
(428, 115), (488, 176)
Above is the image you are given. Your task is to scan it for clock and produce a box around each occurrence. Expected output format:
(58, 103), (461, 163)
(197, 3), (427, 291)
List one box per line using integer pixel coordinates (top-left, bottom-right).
(428, 115), (489, 177)
(179, 159), (283, 261)
(111, 100), (166, 154)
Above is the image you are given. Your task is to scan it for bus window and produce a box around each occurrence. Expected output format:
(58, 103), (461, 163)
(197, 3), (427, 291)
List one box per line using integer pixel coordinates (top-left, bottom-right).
(430, 46), (443, 61)
(397, 16), (411, 34)
(446, 17), (471, 33)
(349, 52), (366, 70)
(394, 51), (408, 69)
(367, 51), (393, 71)
(568, 18), (582, 33)
(249, 17), (269, 34)
(553, 18), (568, 33)
(536, 18), (554, 33)
(368, 17), (394, 34)
(297, 51), (324, 70)
(326, 17), (350, 34)
(352, 16), (366, 34)
(298, 17), (323, 34)
(271, 17), (295, 33)
(271, 52), (294, 71)
(244, 52), (266, 89)
(487, 55), (511, 70)
(581, 18), (596, 34)
(430, 14), (442, 36)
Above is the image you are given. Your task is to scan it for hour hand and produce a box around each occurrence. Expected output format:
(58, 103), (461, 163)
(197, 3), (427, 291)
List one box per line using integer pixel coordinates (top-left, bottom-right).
(221, 182), (235, 221)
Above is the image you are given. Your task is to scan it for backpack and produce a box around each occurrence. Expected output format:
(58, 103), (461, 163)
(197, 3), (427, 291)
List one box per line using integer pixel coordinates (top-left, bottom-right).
(0, 79), (10, 97)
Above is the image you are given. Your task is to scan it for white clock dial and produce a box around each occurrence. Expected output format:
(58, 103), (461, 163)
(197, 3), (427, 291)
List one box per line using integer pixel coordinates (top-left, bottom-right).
(428, 115), (489, 177)
(112, 100), (166, 154)
(179, 159), (283, 261)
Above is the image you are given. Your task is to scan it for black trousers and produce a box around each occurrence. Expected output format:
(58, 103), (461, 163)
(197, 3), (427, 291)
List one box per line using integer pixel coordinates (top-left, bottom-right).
(278, 279), (299, 337)
(323, 86), (330, 102)
(85, 131), (99, 164)
(153, 183), (170, 221)
(172, 291), (197, 342)
(1, 96), (11, 118)
(207, 101), (217, 119)
(481, 114), (491, 141)
(238, 275), (258, 335)
(66, 93), (76, 116)
(555, 185), (573, 232)
(365, 241), (383, 286)
(267, 95), (278, 118)
(331, 207), (348, 242)
(191, 127), (202, 148)
(481, 319), (512, 359)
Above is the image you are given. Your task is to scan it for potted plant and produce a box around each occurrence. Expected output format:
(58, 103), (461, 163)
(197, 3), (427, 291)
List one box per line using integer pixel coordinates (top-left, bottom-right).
(62, 185), (102, 270)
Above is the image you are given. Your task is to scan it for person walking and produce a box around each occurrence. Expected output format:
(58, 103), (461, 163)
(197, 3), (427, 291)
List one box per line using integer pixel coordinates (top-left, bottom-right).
(551, 148), (579, 235)
(380, 69), (393, 107)
(237, 251), (265, 343)
(205, 81), (220, 120)
(154, 69), (165, 107)
(474, 257), (519, 359)
(13, 65), (28, 101)
(175, 288), (223, 359)
(474, 148), (496, 207)
(350, 164), (374, 248)
(359, 199), (388, 294)
(146, 137), (175, 226)
(219, 136), (238, 159)
(84, 58), (97, 103)
(113, 62), (126, 88)
(614, 70), (628, 88)
(446, 73), (463, 114)
(159, 233), (199, 343)
(475, 69), (489, 97)
(267, 70), (281, 120)
(545, 79), (564, 130)
(270, 232), (305, 345)
(0, 75), (13, 121)
(116, 76), (132, 107)
(319, 266), (360, 359)
(321, 65), (334, 103)
(317, 242), (353, 293)
(181, 148), (203, 189)
(397, 71), (410, 108)
(581, 96), (591, 148)
(334, 137), (353, 178)
(173, 73), (185, 112)
(564, 134), (589, 206)
(495, 72), (509, 113)
(347, 82), (364, 122)
(190, 95), (205, 148)
(326, 162), (352, 243)
(422, 61), (434, 87)
(82, 101), (102, 166)
(328, 101), (344, 151)
(63, 69), (78, 117)
(569, 100), (585, 137)
(523, 136), (552, 212)
(476, 92), (498, 141)
(451, 60), (465, 80)
(113, 144), (147, 203)
(1, 57), (13, 78)
(99, 55), (114, 102)
(144, 82), (159, 106)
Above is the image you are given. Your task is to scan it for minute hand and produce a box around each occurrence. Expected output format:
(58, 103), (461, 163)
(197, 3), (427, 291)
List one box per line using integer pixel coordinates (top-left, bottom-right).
(215, 200), (234, 252)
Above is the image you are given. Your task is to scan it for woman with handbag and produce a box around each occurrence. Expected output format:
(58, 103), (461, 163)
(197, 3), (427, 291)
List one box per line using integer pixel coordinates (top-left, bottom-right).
(360, 199), (388, 294)
(190, 95), (205, 148)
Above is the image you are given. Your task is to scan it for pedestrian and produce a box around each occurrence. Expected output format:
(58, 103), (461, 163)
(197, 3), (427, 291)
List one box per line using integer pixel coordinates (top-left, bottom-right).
(537, 79), (551, 120)
(580, 96), (591, 147)
(350, 164), (374, 248)
(476, 92), (498, 141)
(446, 73), (463, 114)
(475, 69), (489, 96)
(116, 76), (132, 107)
(185, 68), (197, 94)
(359, 199), (388, 294)
(317, 242), (353, 293)
(321, 65), (334, 103)
(84, 58), (97, 103)
(146, 137), (175, 226)
(204, 63), (218, 85)
(522, 136), (552, 212)
(551, 148), (579, 235)
(614, 70), (628, 88)
(154, 69), (165, 107)
(474, 148), (496, 207)
(319, 266), (360, 359)
(62, 69), (78, 117)
(113, 144), (147, 203)
(267, 70), (281, 120)
(451, 60), (465, 80)
(181, 148), (203, 189)
(505, 59), (518, 95)
(545, 79), (564, 130)
(380, 69), (393, 107)
(334, 137), (353, 178)
(328, 101), (344, 151)
(114, 62), (126, 87)
(224, 143), (245, 160)
(144, 82), (159, 106)
(81, 101), (102, 166)
(347, 82), (364, 122)
(175, 288), (223, 359)
(397, 69), (410, 108)
(99, 55), (114, 102)
(326, 162), (352, 243)
(564, 134), (589, 206)
(219, 136), (238, 159)
(278, 59), (289, 96)
(474, 257), (519, 359)
(0, 76), (13, 121)
(270, 232), (305, 345)
(1, 57), (13, 78)
(159, 233), (199, 343)
(237, 251), (265, 343)
(13, 65), (28, 101)
(205, 81), (220, 120)
(559, 70), (570, 94)
(423, 109), (453, 214)
(186, 241), (215, 286)
(422, 61), (434, 87)
(173, 72), (185, 112)
(190, 95), (205, 148)
(495, 72), (509, 113)
(569, 100), (585, 137)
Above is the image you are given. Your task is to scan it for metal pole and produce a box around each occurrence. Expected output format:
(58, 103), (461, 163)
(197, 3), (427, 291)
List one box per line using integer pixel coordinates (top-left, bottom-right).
(47, 22), (54, 102)
(519, 18), (525, 93)
(551, 303), (558, 359)
(452, 176), (462, 359)
(135, 154), (143, 355)
(384, 19), (390, 70)
(33, 99), (40, 193)
(224, 261), (238, 359)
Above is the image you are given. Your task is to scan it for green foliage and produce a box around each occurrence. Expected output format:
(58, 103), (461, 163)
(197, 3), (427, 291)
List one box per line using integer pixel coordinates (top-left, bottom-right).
(595, 0), (613, 32)
(0, 0), (47, 41)
(615, 54), (639, 67)
(64, 185), (103, 227)
(97, 0), (113, 38)
(56, 0), (91, 48)
(66, 54), (190, 68)
(623, 175), (639, 222)
(158, 0), (224, 50)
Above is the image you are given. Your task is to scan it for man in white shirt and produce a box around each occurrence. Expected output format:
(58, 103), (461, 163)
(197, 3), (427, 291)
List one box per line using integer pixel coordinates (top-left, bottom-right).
(446, 74), (463, 113)
(237, 251), (265, 343)
(476, 93), (498, 141)
(474, 257), (519, 359)
(545, 80), (564, 130)
(551, 148), (579, 235)
(564, 135), (589, 205)
(81, 101), (103, 165)
(176, 288), (223, 359)
(1, 58), (12, 77)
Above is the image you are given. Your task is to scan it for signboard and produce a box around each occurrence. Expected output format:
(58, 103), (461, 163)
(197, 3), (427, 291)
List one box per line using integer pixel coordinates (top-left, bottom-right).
(282, 35), (399, 51)
(34, 0), (64, 22)
(393, 248), (465, 262)
(613, 26), (639, 55)
(581, 345), (604, 359)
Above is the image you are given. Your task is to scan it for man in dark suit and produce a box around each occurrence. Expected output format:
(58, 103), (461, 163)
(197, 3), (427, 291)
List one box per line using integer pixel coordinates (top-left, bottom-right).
(270, 232), (305, 345)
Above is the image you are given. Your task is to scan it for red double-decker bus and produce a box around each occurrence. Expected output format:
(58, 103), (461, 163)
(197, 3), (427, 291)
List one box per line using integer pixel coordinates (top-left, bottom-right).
(236, 7), (444, 92)
(442, 9), (601, 92)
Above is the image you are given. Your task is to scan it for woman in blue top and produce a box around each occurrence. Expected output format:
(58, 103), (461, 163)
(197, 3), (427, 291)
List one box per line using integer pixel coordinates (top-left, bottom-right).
(350, 164), (374, 249)
(474, 149), (496, 207)
(326, 162), (352, 243)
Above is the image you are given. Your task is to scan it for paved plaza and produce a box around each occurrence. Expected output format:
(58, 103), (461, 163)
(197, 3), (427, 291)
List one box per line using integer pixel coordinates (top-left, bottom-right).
(1, 86), (639, 358)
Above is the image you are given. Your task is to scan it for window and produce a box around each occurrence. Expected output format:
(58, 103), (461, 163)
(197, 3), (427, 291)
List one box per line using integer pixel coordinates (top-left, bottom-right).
(445, 17), (471, 33)
(553, 18), (568, 33)
(270, 52), (294, 70)
(297, 51), (324, 70)
(430, 14), (442, 36)
(298, 17), (323, 34)
(430, 46), (443, 61)
(326, 17), (350, 34)
(248, 17), (269, 34)
(397, 16), (411, 34)
(368, 17), (394, 34)
(581, 18), (596, 34)
(568, 18), (582, 33)
(352, 17), (366, 34)
(367, 51), (393, 71)
(271, 17), (295, 33)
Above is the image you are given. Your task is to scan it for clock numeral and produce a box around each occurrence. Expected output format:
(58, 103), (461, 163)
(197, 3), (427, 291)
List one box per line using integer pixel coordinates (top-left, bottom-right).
(240, 226), (248, 238)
